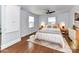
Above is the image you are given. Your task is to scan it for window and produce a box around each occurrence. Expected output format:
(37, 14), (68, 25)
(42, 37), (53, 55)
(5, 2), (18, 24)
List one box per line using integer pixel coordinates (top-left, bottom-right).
(48, 17), (56, 25)
(29, 16), (34, 28)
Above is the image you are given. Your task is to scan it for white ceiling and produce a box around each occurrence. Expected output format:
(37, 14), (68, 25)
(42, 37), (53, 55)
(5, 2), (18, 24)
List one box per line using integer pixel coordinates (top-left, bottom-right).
(21, 5), (74, 15)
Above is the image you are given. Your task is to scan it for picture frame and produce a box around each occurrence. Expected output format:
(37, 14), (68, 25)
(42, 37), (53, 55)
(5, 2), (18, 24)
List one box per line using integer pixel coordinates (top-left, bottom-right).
(75, 13), (79, 21)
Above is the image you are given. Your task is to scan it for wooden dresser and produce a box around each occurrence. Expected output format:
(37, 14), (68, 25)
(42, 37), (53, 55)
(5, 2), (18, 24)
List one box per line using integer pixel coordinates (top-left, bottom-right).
(76, 30), (79, 41)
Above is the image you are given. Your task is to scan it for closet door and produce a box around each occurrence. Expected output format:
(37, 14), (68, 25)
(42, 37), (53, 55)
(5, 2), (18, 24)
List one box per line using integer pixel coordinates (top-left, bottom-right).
(3, 5), (20, 33)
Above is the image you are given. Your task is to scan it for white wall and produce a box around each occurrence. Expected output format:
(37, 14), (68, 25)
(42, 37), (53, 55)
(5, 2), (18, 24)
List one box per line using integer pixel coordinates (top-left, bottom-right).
(56, 11), (73, 28)
(39, 11), (73, 28)
(39, 15), (48, 25)
(1, 5), (21, 50)
(20, 8), (39, 37)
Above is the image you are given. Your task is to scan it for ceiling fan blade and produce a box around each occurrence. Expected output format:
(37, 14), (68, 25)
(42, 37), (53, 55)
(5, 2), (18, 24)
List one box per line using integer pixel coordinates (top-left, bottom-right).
(51, 11), (55, 13)
(46, 11), (55, 14)
(43, 9), (55, 14)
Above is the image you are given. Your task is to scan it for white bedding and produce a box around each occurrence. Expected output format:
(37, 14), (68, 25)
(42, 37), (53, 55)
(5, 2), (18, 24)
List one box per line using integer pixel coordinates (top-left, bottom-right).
(40, 28), (60, 34)
(35, 28), (65, 48)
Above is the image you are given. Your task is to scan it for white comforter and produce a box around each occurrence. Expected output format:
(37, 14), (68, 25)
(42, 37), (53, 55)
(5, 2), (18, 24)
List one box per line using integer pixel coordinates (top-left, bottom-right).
(35, 28), (65, 48)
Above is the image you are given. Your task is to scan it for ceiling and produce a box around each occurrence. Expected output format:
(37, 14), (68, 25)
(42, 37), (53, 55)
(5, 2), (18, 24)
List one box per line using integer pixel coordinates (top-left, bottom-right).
(21, 5), (74, 15)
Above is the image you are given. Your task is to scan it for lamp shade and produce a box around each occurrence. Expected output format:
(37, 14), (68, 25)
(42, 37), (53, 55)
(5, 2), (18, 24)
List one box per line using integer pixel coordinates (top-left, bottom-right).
(61, 22), (65, 26)
(40, 22), (46, 27)
(60, 22), (65, 29)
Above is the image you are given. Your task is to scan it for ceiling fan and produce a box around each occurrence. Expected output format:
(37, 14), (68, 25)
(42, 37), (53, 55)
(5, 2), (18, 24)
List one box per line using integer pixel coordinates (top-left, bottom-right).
(45, 9), (55, 14)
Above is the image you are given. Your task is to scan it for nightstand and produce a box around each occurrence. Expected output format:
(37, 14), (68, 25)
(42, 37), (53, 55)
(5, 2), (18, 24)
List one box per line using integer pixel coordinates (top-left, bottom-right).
(60, 28), (68, 37)
(39, 26), (43, 30)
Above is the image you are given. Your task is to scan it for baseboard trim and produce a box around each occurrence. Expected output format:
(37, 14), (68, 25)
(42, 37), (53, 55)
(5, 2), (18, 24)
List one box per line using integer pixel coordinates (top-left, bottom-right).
(21, 31), (37, 38)
(1, 38), (21, 50)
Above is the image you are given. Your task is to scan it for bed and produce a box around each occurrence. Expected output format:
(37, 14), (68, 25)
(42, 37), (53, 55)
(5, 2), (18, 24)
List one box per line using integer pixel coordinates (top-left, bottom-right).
(35, 27), (65, 48)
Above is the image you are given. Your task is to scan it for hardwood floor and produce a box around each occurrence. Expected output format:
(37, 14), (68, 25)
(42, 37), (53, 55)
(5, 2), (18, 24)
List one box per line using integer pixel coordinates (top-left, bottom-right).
(0, 30), (79, 53)
(1, 37), (62, 53)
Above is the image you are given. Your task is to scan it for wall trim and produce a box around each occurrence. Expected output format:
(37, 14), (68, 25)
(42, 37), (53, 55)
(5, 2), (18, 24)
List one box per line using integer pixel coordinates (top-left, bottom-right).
(1, 38), (21, 50)
(21, 31), (37, 38)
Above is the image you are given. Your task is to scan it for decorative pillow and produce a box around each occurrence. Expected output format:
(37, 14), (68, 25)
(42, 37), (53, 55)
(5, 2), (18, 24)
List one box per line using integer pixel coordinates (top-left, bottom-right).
(46, 24), (51, 28)
(52, 23), (58, 28)
(53, 25), (58, 28)
(47, 25), (51, 28)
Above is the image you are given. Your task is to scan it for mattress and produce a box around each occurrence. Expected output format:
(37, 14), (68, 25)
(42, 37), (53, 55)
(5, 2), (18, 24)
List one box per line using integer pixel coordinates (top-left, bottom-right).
(35, 28), (64, 48)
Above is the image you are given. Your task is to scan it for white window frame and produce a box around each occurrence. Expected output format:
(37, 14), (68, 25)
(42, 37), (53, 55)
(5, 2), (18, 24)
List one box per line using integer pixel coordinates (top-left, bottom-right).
(29, 16), (34, 28)
(48, 17), (56, 25)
